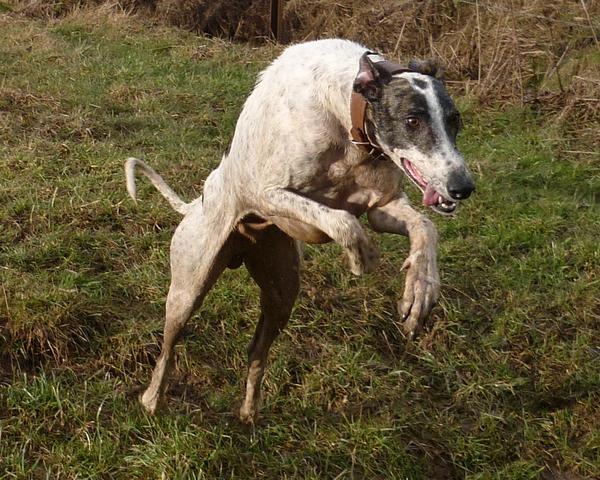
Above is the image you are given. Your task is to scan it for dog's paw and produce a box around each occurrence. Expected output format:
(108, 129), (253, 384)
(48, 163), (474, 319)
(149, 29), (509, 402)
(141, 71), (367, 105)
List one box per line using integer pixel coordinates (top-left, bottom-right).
(345, 232), (379, 275)
(397, 249), (440, 339)
(239, 404), (260, 425)
(139, 389), (167, 415)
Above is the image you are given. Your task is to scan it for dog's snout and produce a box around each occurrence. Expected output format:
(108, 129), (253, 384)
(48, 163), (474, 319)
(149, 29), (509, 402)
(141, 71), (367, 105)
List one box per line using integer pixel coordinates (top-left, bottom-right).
(447, 171), (475, 200)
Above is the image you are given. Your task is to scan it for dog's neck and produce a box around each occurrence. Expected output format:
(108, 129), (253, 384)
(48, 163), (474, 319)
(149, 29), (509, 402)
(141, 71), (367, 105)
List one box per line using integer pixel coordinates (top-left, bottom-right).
(349, 91), (376, 154)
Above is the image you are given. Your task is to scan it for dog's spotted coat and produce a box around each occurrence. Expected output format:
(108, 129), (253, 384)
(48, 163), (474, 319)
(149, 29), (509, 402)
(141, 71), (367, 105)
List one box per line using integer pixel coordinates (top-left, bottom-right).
(126, 39), (474, 423)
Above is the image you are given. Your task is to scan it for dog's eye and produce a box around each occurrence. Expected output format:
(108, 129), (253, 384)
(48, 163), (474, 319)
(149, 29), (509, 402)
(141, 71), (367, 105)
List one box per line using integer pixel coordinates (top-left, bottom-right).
(405, 117), (420, 129)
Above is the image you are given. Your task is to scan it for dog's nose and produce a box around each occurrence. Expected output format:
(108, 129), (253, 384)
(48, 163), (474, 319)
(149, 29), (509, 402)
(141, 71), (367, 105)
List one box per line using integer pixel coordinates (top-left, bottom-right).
(449, 185), (474, 200)
(447, 171), (475, 200)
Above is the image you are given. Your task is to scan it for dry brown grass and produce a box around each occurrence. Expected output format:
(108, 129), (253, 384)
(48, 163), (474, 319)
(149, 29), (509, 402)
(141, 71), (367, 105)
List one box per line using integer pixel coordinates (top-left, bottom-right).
(10, 0), (600, 151)
(282, 0), (600, 152)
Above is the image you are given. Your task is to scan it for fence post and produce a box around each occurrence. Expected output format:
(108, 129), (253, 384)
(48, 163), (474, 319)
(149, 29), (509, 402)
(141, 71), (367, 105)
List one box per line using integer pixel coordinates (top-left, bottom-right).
(270, 0), (284, 42)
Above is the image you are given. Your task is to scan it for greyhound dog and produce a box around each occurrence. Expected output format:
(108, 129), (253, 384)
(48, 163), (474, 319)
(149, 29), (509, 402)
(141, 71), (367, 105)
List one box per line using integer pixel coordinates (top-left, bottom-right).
(126, 39), (474, 423)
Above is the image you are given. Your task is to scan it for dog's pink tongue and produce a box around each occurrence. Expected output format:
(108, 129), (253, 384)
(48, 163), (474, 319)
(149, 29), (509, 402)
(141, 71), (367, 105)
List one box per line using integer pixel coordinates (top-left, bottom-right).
(423, 184), (440, 206)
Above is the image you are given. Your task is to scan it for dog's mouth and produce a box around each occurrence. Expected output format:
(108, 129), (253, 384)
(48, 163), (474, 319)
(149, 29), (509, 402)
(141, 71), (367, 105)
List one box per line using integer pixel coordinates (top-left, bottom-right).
(401, 158), (457, 214)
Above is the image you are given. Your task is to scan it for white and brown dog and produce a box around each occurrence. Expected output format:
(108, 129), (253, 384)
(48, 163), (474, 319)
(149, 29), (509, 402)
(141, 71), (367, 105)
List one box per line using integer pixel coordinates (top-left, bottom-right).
(125, 39), (474, 423)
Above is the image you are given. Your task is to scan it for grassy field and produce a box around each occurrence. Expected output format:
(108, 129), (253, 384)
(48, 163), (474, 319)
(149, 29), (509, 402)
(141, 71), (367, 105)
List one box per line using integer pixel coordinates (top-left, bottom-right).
(1, 9), (599, 479)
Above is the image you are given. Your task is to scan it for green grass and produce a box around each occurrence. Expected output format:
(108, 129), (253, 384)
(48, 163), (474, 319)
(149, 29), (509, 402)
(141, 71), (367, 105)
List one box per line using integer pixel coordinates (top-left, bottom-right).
(1, 11), (599, 480)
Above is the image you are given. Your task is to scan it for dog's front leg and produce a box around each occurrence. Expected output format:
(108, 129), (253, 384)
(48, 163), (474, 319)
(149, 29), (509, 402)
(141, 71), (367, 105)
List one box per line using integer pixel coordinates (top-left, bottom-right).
(259, 189), (379, 275)
(368, 195), (440, 338)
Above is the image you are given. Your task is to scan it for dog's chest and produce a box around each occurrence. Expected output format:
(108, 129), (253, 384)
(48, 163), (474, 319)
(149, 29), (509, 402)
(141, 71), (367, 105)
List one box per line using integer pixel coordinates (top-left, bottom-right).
(294, 151), (403, 214)
(262, 156), (402, 243)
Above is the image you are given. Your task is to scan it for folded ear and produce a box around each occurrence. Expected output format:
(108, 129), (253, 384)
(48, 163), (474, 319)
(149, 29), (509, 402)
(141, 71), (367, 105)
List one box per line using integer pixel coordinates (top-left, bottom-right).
(408, 58), (445, 82)
(353, 52), (393, 102)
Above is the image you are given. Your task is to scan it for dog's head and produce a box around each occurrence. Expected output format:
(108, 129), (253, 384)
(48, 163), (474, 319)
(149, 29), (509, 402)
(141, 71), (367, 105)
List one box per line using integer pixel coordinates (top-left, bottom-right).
(353, 54), (474, 215)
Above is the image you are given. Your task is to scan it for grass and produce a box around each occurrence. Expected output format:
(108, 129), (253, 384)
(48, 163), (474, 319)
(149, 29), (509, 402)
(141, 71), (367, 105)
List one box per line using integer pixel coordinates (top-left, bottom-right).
(1, 9), (599, 480)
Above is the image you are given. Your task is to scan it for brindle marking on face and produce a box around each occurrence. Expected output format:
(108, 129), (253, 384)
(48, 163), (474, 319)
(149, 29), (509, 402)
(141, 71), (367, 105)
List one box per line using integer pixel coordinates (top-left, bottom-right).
(430, 79), (461, 141)
(367, 75), (461, 157)
(412, 78), (428, 90)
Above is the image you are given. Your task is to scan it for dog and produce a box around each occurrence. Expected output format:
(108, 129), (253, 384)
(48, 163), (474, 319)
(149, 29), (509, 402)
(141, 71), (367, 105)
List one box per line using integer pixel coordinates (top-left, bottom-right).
(125, 39), (474, 423)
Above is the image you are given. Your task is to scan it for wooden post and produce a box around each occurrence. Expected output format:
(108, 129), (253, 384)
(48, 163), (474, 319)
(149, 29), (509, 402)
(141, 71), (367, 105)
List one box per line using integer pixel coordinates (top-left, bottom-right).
(270, 0), (284, 43)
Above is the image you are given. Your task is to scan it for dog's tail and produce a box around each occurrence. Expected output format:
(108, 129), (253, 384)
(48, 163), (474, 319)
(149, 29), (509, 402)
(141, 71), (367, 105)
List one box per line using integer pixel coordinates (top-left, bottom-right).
(125, 157), (191, 215)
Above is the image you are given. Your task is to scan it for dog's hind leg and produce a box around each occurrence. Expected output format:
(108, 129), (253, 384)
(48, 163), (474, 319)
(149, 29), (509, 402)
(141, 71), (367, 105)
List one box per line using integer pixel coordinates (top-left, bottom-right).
(140, 177), (242, 414)
(238, 227), (300, 424)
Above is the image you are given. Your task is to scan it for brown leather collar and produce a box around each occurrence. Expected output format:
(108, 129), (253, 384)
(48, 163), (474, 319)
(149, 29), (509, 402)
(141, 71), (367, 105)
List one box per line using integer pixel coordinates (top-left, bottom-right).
(350, 53), (414, 156)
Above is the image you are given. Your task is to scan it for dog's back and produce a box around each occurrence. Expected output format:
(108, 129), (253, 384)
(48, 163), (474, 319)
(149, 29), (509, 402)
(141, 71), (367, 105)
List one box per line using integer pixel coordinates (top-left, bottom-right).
(222, 40), (367, 188)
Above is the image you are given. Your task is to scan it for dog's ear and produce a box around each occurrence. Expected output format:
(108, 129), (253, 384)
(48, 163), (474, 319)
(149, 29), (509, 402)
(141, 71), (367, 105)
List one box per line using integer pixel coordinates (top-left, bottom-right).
(408, 58), (445, 82)
(353, 52), (392, 102)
